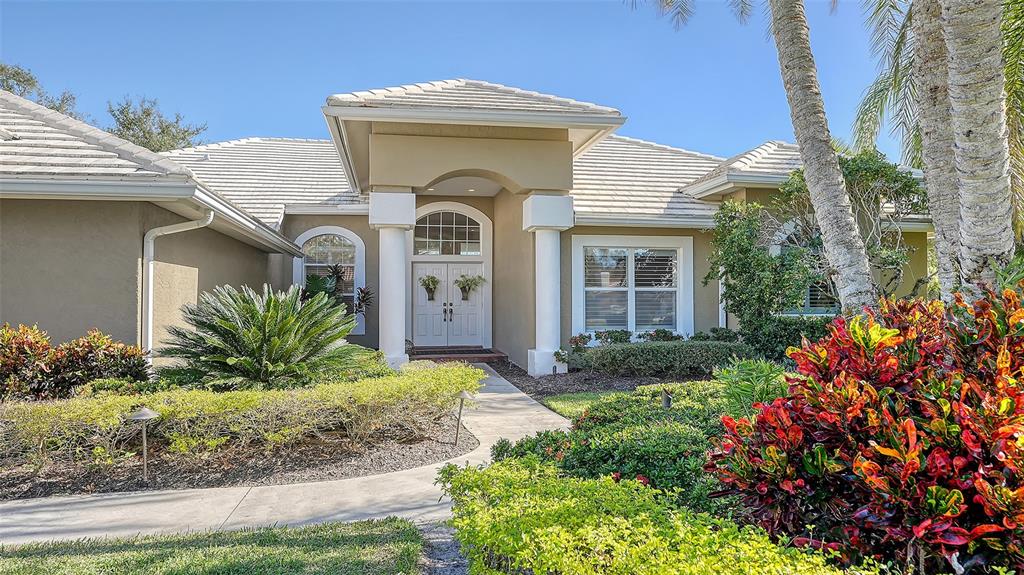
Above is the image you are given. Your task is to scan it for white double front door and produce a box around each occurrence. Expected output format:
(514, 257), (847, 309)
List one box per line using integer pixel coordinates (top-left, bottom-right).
(412, 262), (484, 348)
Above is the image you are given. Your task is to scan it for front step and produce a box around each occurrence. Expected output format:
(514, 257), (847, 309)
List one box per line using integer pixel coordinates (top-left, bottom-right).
(409, 347), (508, 363)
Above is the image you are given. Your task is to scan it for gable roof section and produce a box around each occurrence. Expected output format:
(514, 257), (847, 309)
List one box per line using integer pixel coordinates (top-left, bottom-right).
(571, 135), (724, 225)
(163, 138), (361, 228)
(680, 140), (803, 198)
(326, 79), (621, 118)
(0, 91), (300, 256)
(0, 90), (192, 181)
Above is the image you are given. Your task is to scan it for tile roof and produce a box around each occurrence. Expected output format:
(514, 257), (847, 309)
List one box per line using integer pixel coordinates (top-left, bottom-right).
(681, 140), (802, 194)
(571, 135), (724, 220)
(326, 79), (621, 117)
(163, 138), (361, 227)
(167, 135), (724, 227)
(0, 90), (191, 180)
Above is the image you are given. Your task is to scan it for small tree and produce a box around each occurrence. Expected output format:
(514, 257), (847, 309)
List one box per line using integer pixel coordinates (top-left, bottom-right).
(770, 149), (928, 299)
(705, 200), (815, 325)
(107, 96), (205, 152)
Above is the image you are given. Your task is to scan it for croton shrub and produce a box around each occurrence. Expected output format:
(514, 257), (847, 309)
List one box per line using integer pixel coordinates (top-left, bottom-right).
(1, 325), (149, 401)
(709, 287), (1024, 573)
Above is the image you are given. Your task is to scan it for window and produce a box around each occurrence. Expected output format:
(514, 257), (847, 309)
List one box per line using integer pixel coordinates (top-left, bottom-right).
(786, 279), (840, 315)
(413, 210), (481, 256)
(302, 234), (356, 312)
(583, 247), (678, 332)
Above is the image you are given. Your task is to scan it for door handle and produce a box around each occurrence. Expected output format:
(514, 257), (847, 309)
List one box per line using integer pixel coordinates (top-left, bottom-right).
(442, 302), (448, 322)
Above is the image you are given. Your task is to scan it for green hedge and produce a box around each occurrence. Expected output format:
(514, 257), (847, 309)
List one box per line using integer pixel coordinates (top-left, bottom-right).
(585, 340), (755, 378)
(740, 315), (834, 362)
(439, 458), (875, 575)
(0, 363), (484, 466)
(494, 381), (732, 515)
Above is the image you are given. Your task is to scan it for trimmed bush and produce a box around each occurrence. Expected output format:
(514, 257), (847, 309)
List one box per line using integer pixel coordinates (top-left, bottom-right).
(438, 457), (875, 575)
(0, 363), (484, 466)
(740, 315), (833, 362)
(496, 381), (732, 514)
(690, 326), (741, 342)
(594, 329), (632, 345)
(0, 325), (149, 401)
(586, 340), (754, 378)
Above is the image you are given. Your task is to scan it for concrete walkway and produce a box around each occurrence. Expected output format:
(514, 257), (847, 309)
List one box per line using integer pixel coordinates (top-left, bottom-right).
(0, 364), (568, 545)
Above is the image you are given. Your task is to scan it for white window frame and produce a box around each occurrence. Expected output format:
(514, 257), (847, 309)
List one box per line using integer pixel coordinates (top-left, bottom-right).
(571, 235), (694, 340)
(292, 225), (366, 335)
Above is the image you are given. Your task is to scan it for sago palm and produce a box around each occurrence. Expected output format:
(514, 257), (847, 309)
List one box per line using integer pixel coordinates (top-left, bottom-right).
(160, 284), (361, 390)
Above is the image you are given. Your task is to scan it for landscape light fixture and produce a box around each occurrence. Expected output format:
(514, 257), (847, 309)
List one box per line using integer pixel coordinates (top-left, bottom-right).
(127, 407), (159, 481)
(661, 388), (673, 409)
(454, 390), (473, 445)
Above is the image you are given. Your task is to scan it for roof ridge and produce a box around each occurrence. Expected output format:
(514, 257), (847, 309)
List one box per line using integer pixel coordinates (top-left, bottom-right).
(325, 78), (620, 115)
(0, 90), (192, 178)
(459, 79), (620, 114)
(326, 79), (466, 104)
(605, 134), (724, 161)
(164, 137), (334, 155)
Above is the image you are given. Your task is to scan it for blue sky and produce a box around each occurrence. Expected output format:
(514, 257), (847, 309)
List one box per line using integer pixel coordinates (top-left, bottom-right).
(0, 0), (900, 160)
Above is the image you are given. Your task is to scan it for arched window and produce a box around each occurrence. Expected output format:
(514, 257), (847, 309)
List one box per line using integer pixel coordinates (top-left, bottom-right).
(413, 210), (481, 256)
(302, 234), (356, 310)
(292, 226), (365, 334)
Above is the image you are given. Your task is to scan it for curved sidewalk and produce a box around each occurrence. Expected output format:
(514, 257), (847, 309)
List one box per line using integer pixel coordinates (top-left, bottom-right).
(0, 364), (568, 545)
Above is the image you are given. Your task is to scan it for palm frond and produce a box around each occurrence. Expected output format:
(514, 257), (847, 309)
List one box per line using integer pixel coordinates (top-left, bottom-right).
(158, 284), (364, 390)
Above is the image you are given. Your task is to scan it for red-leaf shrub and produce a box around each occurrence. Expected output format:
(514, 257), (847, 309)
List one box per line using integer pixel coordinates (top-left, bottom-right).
(709, 287), (1024, 572)
(0, 325), (149, 400)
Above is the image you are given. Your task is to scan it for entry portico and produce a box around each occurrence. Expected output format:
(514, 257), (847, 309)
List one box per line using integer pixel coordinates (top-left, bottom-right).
(321, 81), (624, 374)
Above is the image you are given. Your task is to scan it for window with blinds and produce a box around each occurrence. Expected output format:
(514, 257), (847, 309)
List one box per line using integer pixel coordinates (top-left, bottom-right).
(583, 247), (678, 332)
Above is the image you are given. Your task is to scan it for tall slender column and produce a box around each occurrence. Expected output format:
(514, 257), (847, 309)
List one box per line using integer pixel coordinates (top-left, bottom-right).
(369, 189), (415, 368)
(523, 193), (574, 376)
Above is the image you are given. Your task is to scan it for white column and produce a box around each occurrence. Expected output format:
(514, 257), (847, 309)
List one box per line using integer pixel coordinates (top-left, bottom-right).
(370, 190), (416, 368)
(523, 193), (574, 376)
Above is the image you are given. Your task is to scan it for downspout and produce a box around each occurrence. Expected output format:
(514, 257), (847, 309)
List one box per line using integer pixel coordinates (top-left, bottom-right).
(142, 209), (215, 355)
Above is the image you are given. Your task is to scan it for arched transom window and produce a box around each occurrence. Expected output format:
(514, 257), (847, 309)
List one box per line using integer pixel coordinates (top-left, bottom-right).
(302, 234), (356, 310)
(413, 210), (481, 256)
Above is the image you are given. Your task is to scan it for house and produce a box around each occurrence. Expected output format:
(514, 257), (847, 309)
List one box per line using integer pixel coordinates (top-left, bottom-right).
(0, 81), (931, 376)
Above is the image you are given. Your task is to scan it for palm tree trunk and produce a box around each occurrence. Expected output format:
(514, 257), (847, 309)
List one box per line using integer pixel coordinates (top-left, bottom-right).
(913, 0), (961, 301)
(940, 0), (1016, 294)
(768, 0), (878, 311)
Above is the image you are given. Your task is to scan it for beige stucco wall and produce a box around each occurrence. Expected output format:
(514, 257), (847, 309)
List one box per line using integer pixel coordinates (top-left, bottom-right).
(0, 199), (142, 344)
(492, 190), (535, 366)
(142, 203), (269, 352)
(0, 199), (271, 349)
(559, 226), (721, 344)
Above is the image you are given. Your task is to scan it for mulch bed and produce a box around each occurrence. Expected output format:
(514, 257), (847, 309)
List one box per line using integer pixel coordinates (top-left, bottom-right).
(0, 414), (478, 501)
(487, 361), (670, 399)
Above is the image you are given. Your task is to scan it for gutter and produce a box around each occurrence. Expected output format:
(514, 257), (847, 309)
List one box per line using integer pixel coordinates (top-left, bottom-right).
(141, 209), (215, 354)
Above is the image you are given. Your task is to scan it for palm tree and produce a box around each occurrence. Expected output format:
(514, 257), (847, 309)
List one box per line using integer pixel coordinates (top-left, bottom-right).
(940, 0), (1016, 293)
(766, 0), (878, 311)
(855, 0), (1022, 295)
(912, 0), (961, 300)
(645, 0), (878, 311)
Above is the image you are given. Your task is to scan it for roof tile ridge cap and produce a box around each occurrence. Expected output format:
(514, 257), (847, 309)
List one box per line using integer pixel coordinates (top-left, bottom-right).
(0, 90), (193, 177)
(162, 137), (264, 155)
(734, 141), (778, 171)
(461, 79), (619, 115)
(331, 79), (464, 104)
(607, 134), (724, 161)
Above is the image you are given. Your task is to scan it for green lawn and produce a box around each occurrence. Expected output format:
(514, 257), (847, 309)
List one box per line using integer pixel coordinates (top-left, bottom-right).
(0, 518), (422, 575)
(541, 391), (626, 419)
